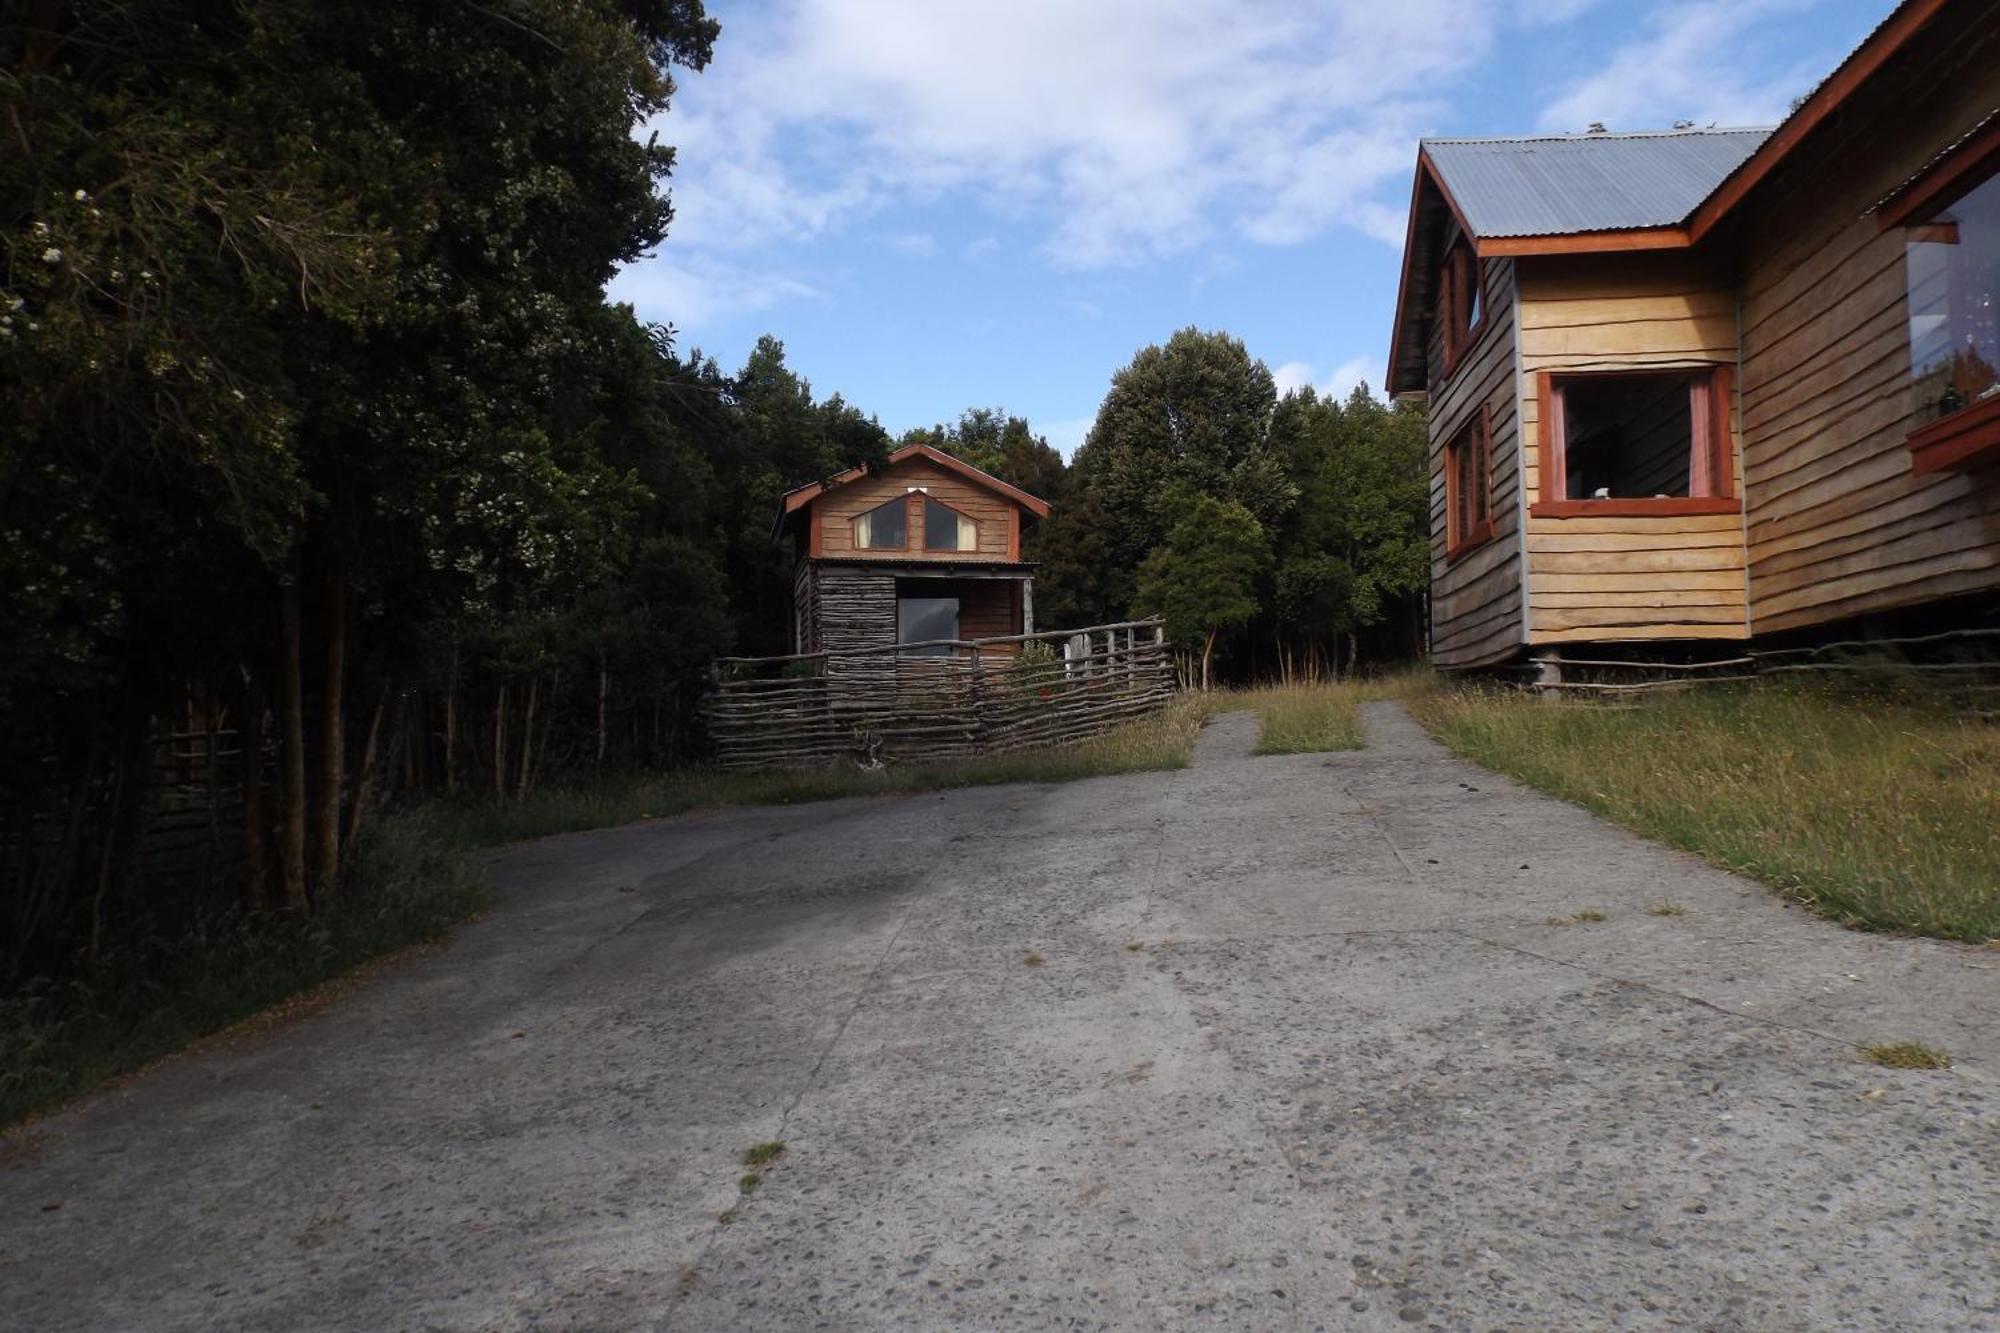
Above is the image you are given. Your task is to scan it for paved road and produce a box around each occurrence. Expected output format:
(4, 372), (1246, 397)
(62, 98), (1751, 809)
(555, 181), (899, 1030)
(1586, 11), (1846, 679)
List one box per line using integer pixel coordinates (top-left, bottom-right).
(3, 704), (1997, 1331)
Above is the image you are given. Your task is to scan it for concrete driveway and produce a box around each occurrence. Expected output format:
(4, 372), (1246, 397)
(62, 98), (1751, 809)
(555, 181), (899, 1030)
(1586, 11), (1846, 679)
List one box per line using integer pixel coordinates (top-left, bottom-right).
(3, 704), (1997, 1331)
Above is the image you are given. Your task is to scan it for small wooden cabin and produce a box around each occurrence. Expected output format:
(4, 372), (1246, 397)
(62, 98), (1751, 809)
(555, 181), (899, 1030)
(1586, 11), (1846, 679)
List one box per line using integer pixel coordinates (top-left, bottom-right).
(776, 443), (1050, 656)
(1390, 0), (2000, 668)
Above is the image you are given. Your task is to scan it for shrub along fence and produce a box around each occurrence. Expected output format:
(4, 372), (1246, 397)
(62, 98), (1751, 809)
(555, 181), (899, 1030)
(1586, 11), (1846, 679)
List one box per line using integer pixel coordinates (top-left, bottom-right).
(705, 620), (1176, 771)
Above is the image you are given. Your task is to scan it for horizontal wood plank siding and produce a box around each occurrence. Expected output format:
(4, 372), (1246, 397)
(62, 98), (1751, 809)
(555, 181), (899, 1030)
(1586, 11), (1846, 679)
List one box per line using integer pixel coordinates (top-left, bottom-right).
(814, 457), (1020, 562)
(1735, 14), (2000, 634)
(1516, 250), (1750, 643)
(1429, 257), (1524, 668)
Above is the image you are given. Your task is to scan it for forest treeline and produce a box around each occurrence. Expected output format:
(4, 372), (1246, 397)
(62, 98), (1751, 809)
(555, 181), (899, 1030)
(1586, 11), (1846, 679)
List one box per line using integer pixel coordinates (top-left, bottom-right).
(2, 2), (1426, 984)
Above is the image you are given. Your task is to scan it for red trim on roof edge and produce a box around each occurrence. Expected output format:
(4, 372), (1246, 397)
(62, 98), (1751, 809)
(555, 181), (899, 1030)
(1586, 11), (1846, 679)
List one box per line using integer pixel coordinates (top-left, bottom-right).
(779, 443), (1051, 518)
(1685, 0), (1951, 242)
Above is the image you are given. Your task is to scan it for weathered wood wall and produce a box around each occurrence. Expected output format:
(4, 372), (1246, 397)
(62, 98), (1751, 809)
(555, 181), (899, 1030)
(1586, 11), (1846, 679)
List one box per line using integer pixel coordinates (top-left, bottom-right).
(803, 565), (1025, 657)
(706, 621), (1174, 771)
(1516, 250), (1750, 644)
(1735, 14), (2000, 635)
(809, 563), (899, 656)
(1428, 253), (1525, 667)
(813, 456), (1019, 562)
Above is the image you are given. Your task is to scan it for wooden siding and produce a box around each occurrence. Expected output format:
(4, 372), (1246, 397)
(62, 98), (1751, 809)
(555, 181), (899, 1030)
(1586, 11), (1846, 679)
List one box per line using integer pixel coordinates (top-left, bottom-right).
(1429, 256), (1524, 668)
(803, 565), (1026, 657)
(812, 456), (1019, 562)
(1734, 15), (2000, 634)
(1516, 250), (1750, 643)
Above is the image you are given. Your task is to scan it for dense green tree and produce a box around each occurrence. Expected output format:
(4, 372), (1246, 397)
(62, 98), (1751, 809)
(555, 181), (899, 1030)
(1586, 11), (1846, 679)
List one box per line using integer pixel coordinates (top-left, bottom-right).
(1131, 489), (1270, 690)
(1062, 328), (1296, 621)
(1266, 385), (1430, 674)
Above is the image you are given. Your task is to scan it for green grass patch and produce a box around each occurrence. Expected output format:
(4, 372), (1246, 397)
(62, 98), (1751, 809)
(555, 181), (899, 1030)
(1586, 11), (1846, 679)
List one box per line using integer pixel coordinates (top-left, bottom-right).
(742, 1141), (786, 1167)
(1230, 671), (1432, 756)
(1863, 1041), (1951, 1070)
(0, 808), (484, 1128)
(1411, 680), (2000, 943)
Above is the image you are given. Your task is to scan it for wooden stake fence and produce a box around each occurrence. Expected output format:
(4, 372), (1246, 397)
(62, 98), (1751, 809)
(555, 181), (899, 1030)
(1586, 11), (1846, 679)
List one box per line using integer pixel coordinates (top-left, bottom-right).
(705, 619), (1176, 771)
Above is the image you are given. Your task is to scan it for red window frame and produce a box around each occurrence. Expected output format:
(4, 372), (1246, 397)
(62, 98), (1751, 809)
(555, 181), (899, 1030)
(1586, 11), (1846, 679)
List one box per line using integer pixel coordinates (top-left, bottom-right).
(1438, 239), (1484, 376)
(1881, 117), (2000, 476)
(1444, 405), (1494, 561)
(1530, 367), (1739, 518)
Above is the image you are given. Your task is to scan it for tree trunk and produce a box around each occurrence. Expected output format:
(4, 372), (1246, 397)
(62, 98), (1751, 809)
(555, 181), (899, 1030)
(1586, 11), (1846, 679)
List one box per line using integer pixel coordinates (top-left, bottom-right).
(279, 577), (309, 912)
(88, 720), (150, 963)
(241, 669), (267, 911)
(444, 639), (459, 794)
(515, 675), (538, 803)
(345, 682), (390, 849)
(1201, 628), (1217, 692)
(314, 555), (346, 898)
(596, 662), (609, 768)
(493, 682), (509, 799)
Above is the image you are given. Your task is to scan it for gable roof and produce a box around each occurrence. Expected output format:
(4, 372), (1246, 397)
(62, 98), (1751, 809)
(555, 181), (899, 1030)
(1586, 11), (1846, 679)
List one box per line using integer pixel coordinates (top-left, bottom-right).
(1386, 0), (1960, 394)
(1423, 130), (1770, 240)
(773, 442), (1051, 543)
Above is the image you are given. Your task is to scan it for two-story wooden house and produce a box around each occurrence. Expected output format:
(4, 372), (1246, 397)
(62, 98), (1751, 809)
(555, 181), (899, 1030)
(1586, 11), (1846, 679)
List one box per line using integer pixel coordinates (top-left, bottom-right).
(1390, 0), (2000, 668)
(775, 442), (1050, 656)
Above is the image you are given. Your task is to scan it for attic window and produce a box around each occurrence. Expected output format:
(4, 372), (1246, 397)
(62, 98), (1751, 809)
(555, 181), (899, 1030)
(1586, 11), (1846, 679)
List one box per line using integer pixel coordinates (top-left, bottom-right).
(1533, 369), (1738, 517)
(923, 498), (978, 551)
(1903, 168), (2000, 473)
(853, 496), (908, 549)
(1439, 240), (1484, 372)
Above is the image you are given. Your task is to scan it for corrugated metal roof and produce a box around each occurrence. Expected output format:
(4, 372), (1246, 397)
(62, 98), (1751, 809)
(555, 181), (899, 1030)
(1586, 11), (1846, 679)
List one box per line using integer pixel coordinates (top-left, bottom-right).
(1424, 128), (1773, 238)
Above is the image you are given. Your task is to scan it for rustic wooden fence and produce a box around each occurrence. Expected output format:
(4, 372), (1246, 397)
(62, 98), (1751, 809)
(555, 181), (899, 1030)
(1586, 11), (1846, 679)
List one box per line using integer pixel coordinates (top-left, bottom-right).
(705, 619), (1176, 771)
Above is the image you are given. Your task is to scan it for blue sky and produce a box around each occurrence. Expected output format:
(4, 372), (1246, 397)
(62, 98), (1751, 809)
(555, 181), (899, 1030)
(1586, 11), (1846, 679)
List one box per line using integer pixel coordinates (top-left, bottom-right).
(610, 0), (1892, 456)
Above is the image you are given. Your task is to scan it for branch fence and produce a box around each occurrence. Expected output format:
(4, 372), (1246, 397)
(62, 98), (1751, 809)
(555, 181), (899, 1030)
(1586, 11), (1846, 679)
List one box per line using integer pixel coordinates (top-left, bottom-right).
(704, 619), (1176, 771)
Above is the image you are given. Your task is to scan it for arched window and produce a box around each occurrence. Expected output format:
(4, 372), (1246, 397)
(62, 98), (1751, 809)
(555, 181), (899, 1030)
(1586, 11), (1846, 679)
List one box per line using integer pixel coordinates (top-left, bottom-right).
(923, 498), (978, 551)
(853, 496), (908, 549)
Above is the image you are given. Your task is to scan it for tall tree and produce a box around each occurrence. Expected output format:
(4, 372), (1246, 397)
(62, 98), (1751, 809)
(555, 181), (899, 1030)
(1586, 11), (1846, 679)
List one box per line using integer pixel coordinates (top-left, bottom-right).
(1131, 489), (1270, 690)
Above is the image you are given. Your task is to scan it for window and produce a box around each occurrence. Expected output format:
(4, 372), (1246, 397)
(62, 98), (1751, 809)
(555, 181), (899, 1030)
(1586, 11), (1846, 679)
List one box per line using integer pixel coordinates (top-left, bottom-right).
(1439, 240), (1484, 372)
(853, 496), (908, 549)
(1902, 166), (2000, 473)
(1444, 408), (1493, 559)
(1533, 368), (1736, 517)
(923, 498), (978, 551)
(897, 596), (958, 654)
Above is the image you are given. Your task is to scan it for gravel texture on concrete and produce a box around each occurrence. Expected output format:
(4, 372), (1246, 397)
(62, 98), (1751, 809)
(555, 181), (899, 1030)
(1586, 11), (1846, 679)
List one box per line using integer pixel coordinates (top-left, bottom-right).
(2, 703), (1997, 1331)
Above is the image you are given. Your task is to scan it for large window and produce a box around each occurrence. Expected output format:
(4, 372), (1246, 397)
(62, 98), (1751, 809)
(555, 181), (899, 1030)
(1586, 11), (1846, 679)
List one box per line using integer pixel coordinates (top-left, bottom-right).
(1444, 408), (1492, 559)
(1534, 368), (1736, 517)
(1903, 166), (2000, 472)
(923, 498), (978, 551)
(853, 496), (908, 549)
(1439, 239), (1484, 372)
(897, 596), (958, 654)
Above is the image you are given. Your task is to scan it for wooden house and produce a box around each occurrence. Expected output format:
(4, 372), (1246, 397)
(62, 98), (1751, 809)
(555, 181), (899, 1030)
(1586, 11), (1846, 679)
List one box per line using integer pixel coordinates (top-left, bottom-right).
(1389, 0), (2000, 668)
(776, 442), (1050, 656)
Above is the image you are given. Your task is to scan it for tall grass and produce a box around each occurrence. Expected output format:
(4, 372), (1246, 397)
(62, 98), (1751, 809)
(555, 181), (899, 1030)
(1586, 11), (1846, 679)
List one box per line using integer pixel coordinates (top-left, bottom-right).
(1411, 679), (2000, 942)
(1243, 670), (1434, 755)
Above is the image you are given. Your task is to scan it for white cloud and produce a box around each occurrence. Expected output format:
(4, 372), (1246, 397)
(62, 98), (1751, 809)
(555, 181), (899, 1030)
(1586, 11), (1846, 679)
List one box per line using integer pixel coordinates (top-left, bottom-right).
(1273, 354), (1386, 402)
(883, 232), (936, 256)
(606, 255), (822, 332)
(1536, 0), (1826, 134)
(629, 0), (1508, 326)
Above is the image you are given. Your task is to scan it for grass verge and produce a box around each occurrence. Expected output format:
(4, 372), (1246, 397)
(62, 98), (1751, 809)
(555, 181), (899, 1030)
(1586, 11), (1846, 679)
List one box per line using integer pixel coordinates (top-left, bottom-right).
(1410, 679), (2000, 943)
(1240, 670), (1433, 756)
(0, 810), (482, 1128)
